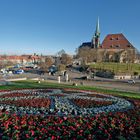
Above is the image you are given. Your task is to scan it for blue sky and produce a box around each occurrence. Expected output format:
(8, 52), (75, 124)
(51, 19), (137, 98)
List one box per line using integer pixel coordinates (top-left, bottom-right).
(0, 0), (140, 55)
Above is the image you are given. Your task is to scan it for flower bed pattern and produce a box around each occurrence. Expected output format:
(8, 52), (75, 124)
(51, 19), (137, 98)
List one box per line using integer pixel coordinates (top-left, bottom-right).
(87, 94), (109, 98)
(0, 89), (139, 139)
(0, 98), (51, 108)
(0, 93), (33, 98)
(70, 99), (113, 108)
(0, 89), (132, 116)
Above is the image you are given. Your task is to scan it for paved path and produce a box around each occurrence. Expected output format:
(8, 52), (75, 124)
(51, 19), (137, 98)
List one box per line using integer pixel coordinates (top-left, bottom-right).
(45, 71), (140, 93)
(1, 71), (140, 93)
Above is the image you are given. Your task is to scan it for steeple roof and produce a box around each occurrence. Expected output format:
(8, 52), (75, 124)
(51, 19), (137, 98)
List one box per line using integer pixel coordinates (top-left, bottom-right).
(95, 17), (100, 36)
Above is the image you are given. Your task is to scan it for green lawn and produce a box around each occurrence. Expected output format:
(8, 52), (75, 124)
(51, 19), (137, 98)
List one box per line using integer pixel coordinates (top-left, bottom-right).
(89, 62), (140, 74)
(0, 80), (140, 99)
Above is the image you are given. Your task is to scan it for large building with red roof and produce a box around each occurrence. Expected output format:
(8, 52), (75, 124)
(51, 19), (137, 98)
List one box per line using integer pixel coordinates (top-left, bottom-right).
(78, 19), (137, 63)
(101, 33), (134, 49)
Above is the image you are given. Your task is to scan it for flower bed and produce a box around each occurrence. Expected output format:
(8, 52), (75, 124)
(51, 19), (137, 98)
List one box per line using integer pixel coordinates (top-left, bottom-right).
(0, 89), (133, 116)
(0, 88), (139, 139)
(50, 94), (65, 97)
(70, 98), (113, 108)
(87, 93), (109, 98)
(0, 98), (51, 108)
(0, 93), (33, 98)
(0, 110), (139, 139)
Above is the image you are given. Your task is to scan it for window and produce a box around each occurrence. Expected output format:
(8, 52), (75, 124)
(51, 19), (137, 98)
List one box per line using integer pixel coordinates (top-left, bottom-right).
(116, 37), (119, 40)
(110, 45), (113, 48)
(110, 38), (113, 40)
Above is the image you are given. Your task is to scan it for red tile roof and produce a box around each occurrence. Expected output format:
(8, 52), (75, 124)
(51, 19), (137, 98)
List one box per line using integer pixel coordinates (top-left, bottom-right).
(101, 33), (134, 49)
(0, 55), (41, 61)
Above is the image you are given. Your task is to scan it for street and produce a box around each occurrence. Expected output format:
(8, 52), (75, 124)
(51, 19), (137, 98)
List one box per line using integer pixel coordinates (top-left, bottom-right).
(1, 70), (140, 93)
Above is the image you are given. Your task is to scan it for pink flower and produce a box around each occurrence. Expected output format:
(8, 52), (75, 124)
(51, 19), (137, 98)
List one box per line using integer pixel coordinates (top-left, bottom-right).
(31, 130), (35, 136)
(64, 117), (67, 120)
(26, 134), (30, 138)
(51, 135), (55, 140)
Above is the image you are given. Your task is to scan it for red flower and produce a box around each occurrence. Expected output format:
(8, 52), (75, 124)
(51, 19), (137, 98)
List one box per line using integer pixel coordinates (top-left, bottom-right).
(14, 125), (19, 130)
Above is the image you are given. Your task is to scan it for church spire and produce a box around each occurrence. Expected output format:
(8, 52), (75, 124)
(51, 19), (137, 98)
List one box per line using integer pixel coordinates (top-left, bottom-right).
(91, 17), (100, 48)
(95, 17), (100, 37)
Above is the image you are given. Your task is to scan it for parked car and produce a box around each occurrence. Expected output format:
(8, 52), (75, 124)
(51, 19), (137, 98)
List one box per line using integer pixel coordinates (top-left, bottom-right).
(76, 76), (90, 80)
(127, 79), (135, 84)
(48, 65), (58, 74)
(14, 69), (24, 74)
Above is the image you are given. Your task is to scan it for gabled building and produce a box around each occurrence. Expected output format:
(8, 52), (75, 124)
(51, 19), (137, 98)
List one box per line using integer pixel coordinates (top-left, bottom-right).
(78, 18), (137, 63)
(101, 33), (134, 49)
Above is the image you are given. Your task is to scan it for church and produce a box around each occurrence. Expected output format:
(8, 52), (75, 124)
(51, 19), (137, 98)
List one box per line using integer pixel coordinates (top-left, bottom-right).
(77, 18), (136, 63)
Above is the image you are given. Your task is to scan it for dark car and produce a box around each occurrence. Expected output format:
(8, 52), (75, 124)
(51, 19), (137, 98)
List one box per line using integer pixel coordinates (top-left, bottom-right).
(76, 76), (89, 80)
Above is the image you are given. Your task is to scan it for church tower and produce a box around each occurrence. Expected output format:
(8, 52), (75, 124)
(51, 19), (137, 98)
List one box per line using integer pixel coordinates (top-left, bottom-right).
(91, 17), (100, 48)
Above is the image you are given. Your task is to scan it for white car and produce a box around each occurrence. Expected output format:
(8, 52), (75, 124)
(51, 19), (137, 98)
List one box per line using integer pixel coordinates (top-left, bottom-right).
(127, 79), (135, 84)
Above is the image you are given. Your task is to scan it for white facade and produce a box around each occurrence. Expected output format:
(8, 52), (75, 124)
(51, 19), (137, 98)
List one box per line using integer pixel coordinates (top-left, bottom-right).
(114, 75), (131, 79)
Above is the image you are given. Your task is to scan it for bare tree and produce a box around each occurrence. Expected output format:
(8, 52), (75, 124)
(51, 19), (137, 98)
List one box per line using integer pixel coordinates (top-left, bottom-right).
(0, 61), (14, 69)
(38, 62), (48, 72)
(58, 64), (66, 72)
(77, 47), (97, 64)
(38, 57), (54, 72)
(45, 57), (54, 67)
(0, 62), (3, 69)
(61, 53), (73, 65)
(56, 49), (66, 57)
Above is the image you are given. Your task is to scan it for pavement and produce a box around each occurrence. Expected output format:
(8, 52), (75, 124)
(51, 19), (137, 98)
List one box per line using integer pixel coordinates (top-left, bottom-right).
(38, 71), (140, 93)
(0, 71), (140, 93)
